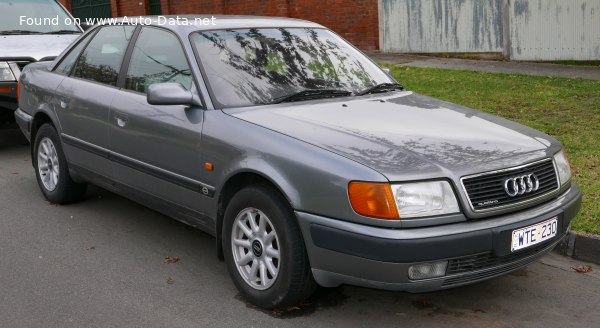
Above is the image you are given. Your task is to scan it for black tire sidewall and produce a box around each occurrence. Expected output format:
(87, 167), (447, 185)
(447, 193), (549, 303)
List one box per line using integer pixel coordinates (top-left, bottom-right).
(223, 185), (308, 309)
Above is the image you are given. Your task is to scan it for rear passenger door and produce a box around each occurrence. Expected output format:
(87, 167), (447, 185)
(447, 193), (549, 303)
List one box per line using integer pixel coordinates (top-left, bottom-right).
(109, 27), (208, 225)
(55, 25), (135, 179)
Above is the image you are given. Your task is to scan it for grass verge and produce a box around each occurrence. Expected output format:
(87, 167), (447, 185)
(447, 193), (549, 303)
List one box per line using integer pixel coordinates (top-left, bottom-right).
(385, 65), (600, 235)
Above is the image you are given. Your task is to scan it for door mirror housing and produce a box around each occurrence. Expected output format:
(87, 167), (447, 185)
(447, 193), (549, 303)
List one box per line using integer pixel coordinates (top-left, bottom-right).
(147, 83), (193, 106)
(381, 67), (391, 75)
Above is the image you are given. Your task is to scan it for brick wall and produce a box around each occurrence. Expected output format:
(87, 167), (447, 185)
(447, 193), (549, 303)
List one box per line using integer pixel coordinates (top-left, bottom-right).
(58, 0), (69, 10)
(290, 0), (379, 50)
(59, 0), (379, 50)
(111, 0), (147, 17)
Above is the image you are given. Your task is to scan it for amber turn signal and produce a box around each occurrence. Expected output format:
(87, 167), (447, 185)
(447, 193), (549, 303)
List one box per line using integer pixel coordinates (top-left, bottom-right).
(348, 181), (399, 219)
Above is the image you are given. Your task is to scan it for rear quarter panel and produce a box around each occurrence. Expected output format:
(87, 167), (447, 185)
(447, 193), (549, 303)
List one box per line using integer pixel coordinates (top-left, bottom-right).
(19, 62), (66, 130)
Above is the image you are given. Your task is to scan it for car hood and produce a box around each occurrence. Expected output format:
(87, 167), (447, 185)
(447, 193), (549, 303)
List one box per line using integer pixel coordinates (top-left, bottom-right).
(225, 92), (559, 181)
(0, 35), (80, 61)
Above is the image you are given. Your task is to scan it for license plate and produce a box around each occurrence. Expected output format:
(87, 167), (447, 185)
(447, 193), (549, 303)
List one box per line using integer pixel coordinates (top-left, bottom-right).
(511, 217), (558, 252)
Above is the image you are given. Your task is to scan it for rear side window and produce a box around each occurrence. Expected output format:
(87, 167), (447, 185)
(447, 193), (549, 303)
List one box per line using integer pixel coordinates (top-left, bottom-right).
(55, 31), (97, 76)
(72, 26), (135, 86)
(125, 27), (192, 94)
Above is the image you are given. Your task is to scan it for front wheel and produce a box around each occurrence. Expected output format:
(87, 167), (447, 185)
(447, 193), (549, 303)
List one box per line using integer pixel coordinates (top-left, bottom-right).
(223, 184), (315, 309)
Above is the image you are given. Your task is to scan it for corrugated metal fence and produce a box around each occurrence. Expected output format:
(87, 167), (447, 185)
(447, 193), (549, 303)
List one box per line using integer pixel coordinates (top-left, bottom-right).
(379, 0), (600, 60)
(510, 0), (600, 60)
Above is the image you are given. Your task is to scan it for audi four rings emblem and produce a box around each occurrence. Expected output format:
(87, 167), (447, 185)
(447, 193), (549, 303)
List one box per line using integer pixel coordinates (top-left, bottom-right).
(504, 174), (540, 197)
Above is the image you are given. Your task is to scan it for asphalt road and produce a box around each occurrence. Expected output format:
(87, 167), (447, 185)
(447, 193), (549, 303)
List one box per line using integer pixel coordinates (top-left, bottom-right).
(1, 125), (599, 328)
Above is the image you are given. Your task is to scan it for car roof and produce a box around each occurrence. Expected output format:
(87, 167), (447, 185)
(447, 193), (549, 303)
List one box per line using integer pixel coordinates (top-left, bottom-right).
(113, 15), (325, 33)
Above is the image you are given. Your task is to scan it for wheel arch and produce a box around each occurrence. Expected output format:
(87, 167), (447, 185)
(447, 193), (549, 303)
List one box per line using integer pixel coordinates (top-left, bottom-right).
(30, 109), (59, 161)
(215, 170), (293, 261)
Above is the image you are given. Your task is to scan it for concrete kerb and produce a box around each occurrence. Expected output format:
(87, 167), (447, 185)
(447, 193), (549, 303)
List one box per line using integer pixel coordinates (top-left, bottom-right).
(555, 232), (600, 265)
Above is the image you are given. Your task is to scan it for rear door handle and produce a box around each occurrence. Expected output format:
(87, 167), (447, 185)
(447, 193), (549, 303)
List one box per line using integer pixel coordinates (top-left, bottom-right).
(114, 112), (128, 128)
(117, 117), (127, 127)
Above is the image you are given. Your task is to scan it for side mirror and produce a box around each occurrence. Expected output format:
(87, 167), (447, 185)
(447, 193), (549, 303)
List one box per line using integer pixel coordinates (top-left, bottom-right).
(147, 83), (193, 106)
(382, 67), (391, 75)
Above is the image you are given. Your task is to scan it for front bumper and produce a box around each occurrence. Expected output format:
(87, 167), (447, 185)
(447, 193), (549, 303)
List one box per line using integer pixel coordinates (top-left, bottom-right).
(297, 184), (582, 292)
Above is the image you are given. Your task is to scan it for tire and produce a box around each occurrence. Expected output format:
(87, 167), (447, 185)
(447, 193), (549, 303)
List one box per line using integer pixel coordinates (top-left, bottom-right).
(33, 123), (87, 204)
(223, 184), (316, 309)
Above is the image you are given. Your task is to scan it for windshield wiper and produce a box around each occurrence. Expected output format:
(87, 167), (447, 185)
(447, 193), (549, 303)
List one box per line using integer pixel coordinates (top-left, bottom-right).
(271, 89), (352, 104)
(356, 82), (404, 96)
(0, 30), (43, 35)
(42, 30), (81, 35)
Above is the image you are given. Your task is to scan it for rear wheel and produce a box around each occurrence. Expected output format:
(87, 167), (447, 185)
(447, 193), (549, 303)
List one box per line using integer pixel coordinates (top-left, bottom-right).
(33, 124), (86, 204)
(223, 184), (315, 309)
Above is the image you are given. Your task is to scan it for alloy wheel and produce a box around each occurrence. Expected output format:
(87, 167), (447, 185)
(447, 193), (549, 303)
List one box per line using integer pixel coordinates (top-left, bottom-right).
(231, 207), (281, 290)
(37, 137), (60, 192)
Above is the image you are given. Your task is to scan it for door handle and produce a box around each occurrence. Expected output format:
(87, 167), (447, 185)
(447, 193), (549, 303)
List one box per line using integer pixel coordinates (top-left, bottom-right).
(59, 99), (69, 109)
(116, 117), (127, 127)
(114, 112), (128, 128)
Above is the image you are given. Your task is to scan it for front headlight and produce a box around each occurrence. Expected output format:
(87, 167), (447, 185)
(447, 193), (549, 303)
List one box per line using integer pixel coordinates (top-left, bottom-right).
(553, 150), (572, 186)
(390, 181), (460, 218)
(0, 62), (16, 82)
(348, 180), (460, 219)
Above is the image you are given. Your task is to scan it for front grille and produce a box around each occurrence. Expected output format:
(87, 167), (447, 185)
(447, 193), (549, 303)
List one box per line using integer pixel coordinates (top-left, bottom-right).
(447, 241), (554, 275)
(442, 237), (560, 286)
(462, 159), (559, 211)
(443, 255), (536, 286)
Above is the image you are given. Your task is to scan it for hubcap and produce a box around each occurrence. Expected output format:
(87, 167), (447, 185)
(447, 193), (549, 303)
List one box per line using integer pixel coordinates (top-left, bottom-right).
(251, 240), (263, 257)
(231, 208), (280, 290)
(37, 137), (59, 192)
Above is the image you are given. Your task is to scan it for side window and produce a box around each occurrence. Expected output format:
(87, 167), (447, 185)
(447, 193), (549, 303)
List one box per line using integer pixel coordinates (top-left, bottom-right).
(54, 30), (96, 76)
(72, 26), (135, 86)
(125, 27), (192, 94)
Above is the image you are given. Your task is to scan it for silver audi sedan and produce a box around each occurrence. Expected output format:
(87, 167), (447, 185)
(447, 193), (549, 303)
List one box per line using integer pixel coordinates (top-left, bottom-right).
(15, 16), (581, 309)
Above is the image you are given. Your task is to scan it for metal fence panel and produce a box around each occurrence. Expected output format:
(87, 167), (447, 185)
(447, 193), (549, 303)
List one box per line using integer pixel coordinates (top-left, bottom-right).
(71, 0), (112, 20)
(380, 0), (504, 53)
(510, 0), (600, 60)
(150, 0), (162, 15)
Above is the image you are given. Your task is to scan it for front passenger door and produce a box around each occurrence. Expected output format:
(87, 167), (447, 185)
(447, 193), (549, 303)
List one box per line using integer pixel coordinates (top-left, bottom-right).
(109, 27), (208, 226)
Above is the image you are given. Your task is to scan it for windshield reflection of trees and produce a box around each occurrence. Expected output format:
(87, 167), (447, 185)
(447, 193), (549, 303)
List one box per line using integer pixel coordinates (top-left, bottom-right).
(196, 28), (382, 106)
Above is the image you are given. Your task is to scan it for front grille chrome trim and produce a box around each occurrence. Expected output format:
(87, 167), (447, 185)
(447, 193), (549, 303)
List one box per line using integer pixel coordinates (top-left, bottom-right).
(460, 158), (561, 213)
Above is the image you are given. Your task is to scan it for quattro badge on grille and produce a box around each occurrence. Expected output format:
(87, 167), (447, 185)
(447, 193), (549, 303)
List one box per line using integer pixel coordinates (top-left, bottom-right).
(504, 173), (539, 197)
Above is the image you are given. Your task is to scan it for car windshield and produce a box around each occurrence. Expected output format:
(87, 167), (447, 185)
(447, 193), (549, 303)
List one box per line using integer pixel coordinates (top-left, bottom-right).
(0, 0), (80, 34)
(191, 28), (394, 108)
